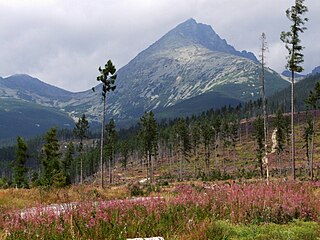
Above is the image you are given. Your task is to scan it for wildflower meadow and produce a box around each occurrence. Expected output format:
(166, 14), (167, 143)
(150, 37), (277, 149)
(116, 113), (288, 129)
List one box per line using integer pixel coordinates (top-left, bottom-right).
(1, 180), (320, 239)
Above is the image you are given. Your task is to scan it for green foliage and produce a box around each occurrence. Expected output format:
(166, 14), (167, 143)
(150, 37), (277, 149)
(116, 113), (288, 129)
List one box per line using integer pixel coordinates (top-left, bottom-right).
(203, 169), (234, 181)
(13, 136), (29, 188)
(62, 141), (74, 185)
(174, 118), (191, 157)
(30, 171), (40, 187)
(129, 182), (144, 197)
(139, 111), (158, 156)
(280, 0), (308, 179)
(273, 109), (288, 155)
(0, 98), (74, 141)
(303, 113), (313, 149)
(200, 119), (213, 147)
(0, 178), (9, 189)
(280, 0), (308, 73)
(306, 82), (320, 109)
(119, 140), (129, 170)
(41, 128), (62, 186)
(191, 121), (201, 149)
(253, 116), (265, 176)
(221, 115), (239, 150)
(73, 114), (89, 153)
(73, 114), (89, 184)
(94, 60), (117, 189)
(52, 170), (67, 188)
(139, 111), (158, 182)
(105, 118), (117, 160)
(95, 60), (117, 98)
(204, 220), (320, 240)
(105, 118), (117, 184)
(269, 74), (320, 113)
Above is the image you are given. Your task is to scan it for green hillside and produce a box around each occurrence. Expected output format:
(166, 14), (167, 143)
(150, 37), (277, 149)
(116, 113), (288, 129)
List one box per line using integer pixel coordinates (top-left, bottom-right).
(0, 99), (74, 141)
(268, 73), (320, 113)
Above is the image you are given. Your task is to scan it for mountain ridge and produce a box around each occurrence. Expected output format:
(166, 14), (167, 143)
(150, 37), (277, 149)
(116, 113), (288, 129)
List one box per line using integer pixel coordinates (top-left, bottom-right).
(139, 18), (258, 62)
(0, 18), (290, 140)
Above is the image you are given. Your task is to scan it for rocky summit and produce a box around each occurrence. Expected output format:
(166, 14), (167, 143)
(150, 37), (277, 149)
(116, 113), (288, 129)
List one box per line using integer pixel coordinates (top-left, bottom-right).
(90, 18), (288, 122)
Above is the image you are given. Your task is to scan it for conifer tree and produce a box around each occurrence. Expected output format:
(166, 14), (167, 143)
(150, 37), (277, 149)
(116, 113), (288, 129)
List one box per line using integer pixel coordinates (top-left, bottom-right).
(93, 60), (117, 188)
(191, 121), (201, 176)
(305, 82), (320, 179)
(273, 110), (287, 176)
(212, 117), (221, 170)
(174, 118), (191, 180)
(42, 128), (63, 186)
(105, 118), (117, 184)
(303, 113), (313, 175)
(62, 141), (74, 185)
(13, 137), (28, 188)
(200, 120), (213, 176)
(139, 111), (158, 183)
(280, 0), (308, 179)
(253, 116), (264, 177)
(120, 140), (129, 183)
(73, 114), (89, 184)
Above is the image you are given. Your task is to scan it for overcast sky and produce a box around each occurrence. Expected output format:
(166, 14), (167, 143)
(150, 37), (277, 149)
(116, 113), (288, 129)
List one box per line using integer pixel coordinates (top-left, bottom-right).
(1, 0), (319, 92)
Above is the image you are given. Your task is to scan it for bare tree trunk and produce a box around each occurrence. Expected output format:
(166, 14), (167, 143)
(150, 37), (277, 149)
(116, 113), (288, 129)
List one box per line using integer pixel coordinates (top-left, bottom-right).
(246, 118), (249, 140)
(100, 98), (106, 189)
(214, 133), (218, 171)
(194, 144), (198, 177)
(146, 151), (149, 181)
(109, 156), (113, 185)
(80, 154), (83, 184)
(75, 164), (78, 184)
(278, 154), (280, 176)
(179, 137), (182, 181)
(150, 154), (154, 183)
(205, 142), (211, 176)
(260, 33), (268, 182)
(169, 144), (172, 176)
(310, 114), (315, 180)
(291, 70), (295, 180)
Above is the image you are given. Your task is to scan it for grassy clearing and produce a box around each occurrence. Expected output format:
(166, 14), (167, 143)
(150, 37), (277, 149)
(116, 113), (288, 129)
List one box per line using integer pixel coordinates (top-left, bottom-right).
(0, 185), (129, 213)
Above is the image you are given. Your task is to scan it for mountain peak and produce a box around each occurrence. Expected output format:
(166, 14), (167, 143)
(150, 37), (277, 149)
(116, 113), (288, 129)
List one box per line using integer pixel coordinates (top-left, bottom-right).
(2, 74), (71, 98)
(181, 18), (197, 24)
(176, 18), (199, 29)
(147, 19), (257, 62)
(311, 66), (320, 75)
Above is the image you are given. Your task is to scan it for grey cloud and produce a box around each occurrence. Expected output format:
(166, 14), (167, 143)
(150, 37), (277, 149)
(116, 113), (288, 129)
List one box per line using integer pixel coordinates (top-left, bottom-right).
(0, 0), (319, 91)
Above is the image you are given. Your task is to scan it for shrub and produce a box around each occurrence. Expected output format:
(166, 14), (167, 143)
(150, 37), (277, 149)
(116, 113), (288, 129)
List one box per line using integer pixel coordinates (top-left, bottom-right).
(129, 182), (144, 197)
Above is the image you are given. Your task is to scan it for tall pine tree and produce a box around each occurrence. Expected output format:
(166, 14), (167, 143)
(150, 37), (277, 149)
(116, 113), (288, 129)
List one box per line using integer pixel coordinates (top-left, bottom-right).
(41, 128), (63, 186)
(62, 141), (74, 185)
(73, 114), (89, 184)
(105, 118), (117, 184)
(13, 137), (28, 188)
(280, 0), (308, 179)
(93, 60), (117, 188)
(139, 111), (158, 183)
(253, 116), (264, 178)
